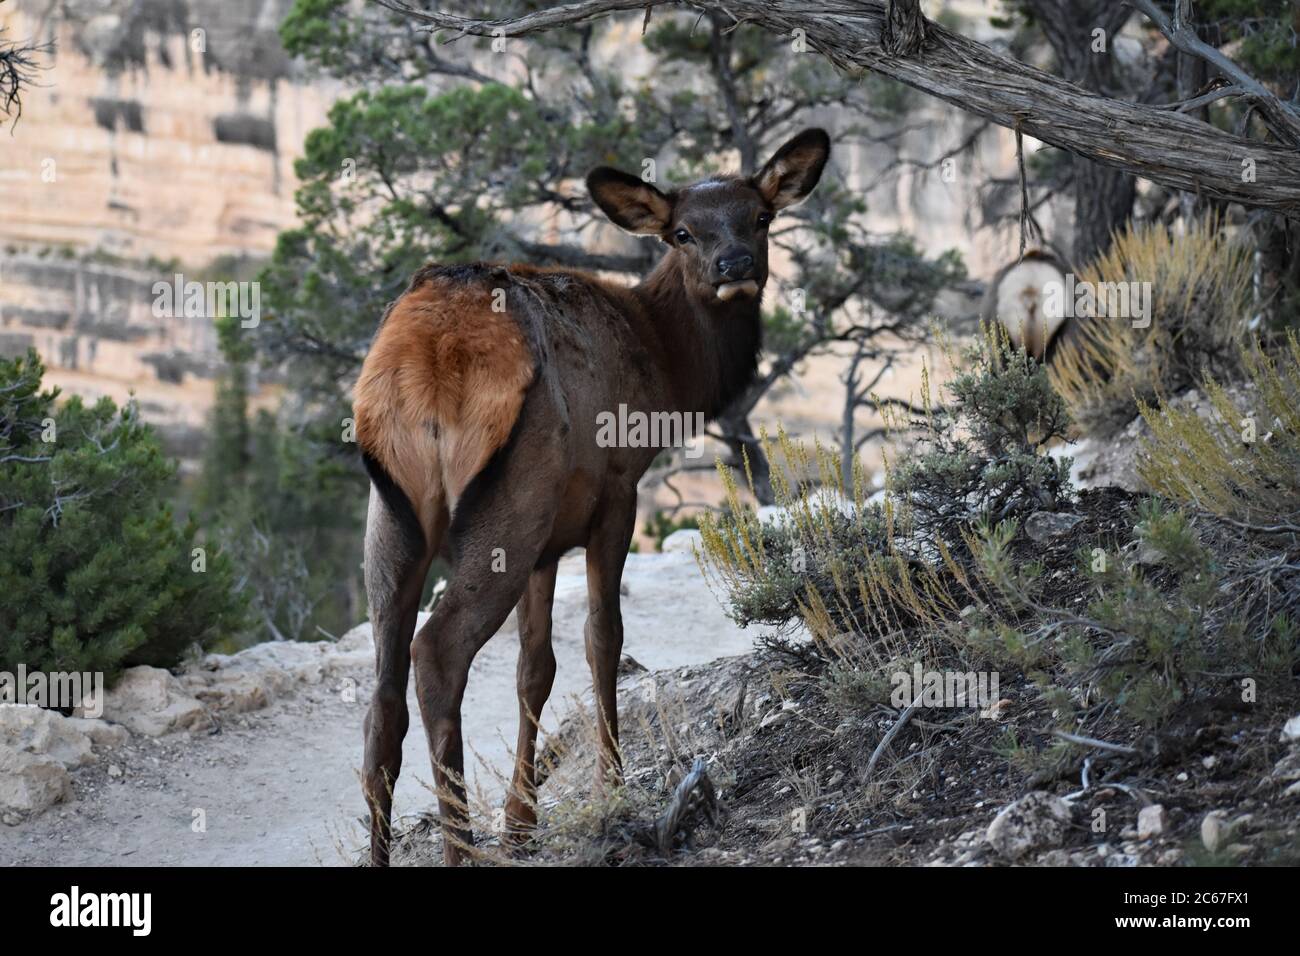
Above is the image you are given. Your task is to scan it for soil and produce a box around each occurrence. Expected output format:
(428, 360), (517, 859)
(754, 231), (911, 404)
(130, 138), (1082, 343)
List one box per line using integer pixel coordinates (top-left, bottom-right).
(4, 491), (1297, 868)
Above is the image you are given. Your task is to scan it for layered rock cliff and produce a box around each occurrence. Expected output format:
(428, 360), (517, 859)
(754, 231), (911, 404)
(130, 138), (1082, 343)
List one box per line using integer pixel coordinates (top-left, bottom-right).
(0, 0), (341, 444)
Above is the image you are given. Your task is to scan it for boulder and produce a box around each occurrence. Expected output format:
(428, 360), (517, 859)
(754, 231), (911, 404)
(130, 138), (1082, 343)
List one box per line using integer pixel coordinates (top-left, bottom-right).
(1024, 511), (1083, 544)
(181, 633), (377, 714)
(199, 637), (373, 690)
(100, 667), (209, 737)
(336, 623), (374, 654)
(0, 745), (72, 816)
(182, 672), (271, 714)
(986, 791), (1073, 860)
(76, 718), (128, 750)
(0, 703), (128, 769)
(0, 703), (94, 769)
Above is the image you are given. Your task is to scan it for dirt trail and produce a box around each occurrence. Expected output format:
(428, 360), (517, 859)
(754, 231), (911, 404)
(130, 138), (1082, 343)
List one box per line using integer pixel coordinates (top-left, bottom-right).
(0, 547), (754, 866)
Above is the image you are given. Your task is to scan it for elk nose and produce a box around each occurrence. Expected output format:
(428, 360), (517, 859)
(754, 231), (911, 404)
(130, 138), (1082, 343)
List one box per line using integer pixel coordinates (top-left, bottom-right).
(717, 252), (755, 280)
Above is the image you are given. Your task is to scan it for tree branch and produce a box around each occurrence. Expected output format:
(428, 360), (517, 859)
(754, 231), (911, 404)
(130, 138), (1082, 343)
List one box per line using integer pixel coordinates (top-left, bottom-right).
(374, 0), (1300, 216)
(1126, 0), (1300, 147)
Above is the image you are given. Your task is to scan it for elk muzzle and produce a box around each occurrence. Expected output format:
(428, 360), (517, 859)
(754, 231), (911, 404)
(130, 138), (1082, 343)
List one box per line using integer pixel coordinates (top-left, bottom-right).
(714, 248), (759, 301)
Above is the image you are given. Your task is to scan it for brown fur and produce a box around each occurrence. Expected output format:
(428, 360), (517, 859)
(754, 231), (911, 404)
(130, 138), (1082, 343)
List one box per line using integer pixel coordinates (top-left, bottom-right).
(354, 278), (535, 538)
(356, 130), (831, 867)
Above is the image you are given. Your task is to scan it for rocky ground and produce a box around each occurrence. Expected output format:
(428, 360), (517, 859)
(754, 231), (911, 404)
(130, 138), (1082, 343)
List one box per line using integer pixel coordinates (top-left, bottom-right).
(385, 488), (1300, 868)
(0, 545), (755, 866)
(4, 418), (1298, 866)
(504, 651), (1300, 867)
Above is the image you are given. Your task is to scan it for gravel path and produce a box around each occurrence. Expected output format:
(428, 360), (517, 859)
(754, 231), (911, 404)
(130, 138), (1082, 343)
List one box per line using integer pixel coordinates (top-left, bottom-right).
(0, 548), (754, 866)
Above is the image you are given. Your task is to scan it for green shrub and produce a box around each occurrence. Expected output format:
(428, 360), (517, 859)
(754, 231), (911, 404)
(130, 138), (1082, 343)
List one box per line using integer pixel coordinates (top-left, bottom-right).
(641, 509), (700, 552)
(1137, 332), (1300, 534)
(0, 350), (247, 678)
(972, 499), (1298, 728)
(702, 328), (1073, 652)
(892, 324), (1073, 547)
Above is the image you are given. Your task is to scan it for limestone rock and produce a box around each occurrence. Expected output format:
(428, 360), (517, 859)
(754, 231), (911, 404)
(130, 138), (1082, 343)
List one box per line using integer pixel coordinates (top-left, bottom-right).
(986, 791), (1073, 860)
(1024, 511), (1083, 544)
(0, 745), (72, 816)
(0, 703), (94, 769)
(100, 667), (210, 737)
(661, 529), (703, 555)
(1136, 804), (1167, 840)
(1201, 810), (1229, 853)
(75, 718), (129, 751)
(1281, 714), (1300, 743)
(182, 673), (271, 714)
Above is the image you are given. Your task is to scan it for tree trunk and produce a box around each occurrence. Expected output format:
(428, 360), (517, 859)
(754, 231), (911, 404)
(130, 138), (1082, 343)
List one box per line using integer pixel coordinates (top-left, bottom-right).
(1022, 0), (1137, 264)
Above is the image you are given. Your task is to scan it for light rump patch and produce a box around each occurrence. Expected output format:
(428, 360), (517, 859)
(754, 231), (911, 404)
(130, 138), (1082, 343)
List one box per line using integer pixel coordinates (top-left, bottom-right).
(353, 277), (535, 537)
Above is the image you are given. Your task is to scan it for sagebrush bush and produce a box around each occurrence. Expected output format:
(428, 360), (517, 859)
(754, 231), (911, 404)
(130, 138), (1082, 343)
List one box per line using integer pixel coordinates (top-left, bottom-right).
(892, 323), (1073, 547)
(971, 498), (1298, 727)
(701, 327), (1068, 659)
(698, 427), (968, 660)
(1049, 218), (1255, 437)
(1137, 331), (1300, 533)
(0, 350), (247, 679)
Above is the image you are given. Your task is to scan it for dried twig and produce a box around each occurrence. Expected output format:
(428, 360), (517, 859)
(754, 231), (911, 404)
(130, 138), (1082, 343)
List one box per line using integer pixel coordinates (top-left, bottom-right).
(652, 756), (722, 853)
(862, 691), (922, 783)
(1051, 729), (1138, 755)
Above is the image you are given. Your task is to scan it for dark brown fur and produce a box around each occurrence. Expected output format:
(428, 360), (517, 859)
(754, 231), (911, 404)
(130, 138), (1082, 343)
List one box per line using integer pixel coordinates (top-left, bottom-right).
(354, 130), (830, 866)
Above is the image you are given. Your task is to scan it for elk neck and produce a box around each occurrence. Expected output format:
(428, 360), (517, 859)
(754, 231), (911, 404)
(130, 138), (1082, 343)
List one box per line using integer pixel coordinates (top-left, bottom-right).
(631, 248), (762, 420)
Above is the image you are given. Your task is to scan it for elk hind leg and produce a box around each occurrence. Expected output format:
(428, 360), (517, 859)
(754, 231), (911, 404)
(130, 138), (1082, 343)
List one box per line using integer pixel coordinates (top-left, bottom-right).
(361, 474), (442, 867)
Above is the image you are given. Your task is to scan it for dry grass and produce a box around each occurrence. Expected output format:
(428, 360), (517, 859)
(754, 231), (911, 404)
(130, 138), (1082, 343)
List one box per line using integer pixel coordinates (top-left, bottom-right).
(1049, 218), (1255, 437)
(1137, 331), (1300, 534)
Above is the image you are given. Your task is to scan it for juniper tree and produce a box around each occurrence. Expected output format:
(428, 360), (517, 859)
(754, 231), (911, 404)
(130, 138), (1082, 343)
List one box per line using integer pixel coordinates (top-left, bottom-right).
(0, 350), (247, 678)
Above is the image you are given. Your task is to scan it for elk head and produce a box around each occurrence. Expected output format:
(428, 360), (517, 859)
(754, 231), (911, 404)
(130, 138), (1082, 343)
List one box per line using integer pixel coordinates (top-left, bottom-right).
(587, 129), (831, 304)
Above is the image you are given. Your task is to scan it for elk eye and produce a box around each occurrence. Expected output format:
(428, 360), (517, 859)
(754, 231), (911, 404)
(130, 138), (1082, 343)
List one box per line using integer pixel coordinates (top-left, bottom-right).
(673, 228), (694, 245)
(757, 212), (773, 228)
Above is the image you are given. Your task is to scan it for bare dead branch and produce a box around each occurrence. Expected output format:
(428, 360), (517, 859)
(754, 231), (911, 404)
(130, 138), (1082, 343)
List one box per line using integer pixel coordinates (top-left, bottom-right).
(652, 756), (722, 853)
(1127, 0), (1300, 147)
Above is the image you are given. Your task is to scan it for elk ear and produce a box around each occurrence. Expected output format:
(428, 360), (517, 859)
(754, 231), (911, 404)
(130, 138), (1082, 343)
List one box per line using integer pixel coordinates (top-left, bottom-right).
(754, 129), (831, 211)
(587, 167), (673, 235)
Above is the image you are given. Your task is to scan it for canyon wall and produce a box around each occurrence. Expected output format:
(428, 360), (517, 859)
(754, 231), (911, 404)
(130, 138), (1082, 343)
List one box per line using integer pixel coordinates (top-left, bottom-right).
(0, 0), (342, 449)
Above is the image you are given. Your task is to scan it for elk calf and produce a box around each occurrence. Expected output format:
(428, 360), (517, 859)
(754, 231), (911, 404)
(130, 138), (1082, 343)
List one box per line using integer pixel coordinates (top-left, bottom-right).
(354, 129), (831, 866)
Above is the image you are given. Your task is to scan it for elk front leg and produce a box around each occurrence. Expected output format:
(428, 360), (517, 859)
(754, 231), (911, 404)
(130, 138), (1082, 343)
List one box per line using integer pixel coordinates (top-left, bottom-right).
(583, 493), (637, 792)
(503, 560), (559, 847)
